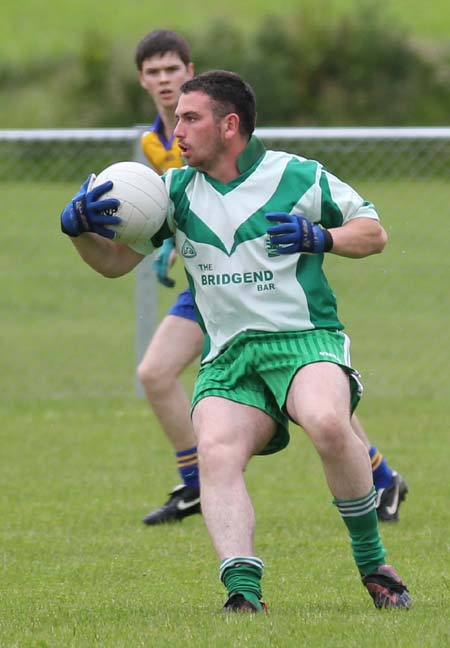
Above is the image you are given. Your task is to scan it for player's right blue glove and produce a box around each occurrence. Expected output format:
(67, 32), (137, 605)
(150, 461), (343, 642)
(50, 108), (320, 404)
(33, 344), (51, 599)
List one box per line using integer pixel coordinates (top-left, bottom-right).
(153, 236), (176, 287)
(60, 174), (121, 238)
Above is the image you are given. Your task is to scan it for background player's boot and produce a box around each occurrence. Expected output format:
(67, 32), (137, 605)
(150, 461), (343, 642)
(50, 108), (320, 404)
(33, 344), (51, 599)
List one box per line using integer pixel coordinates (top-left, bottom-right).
(142, 484), (200, 525)
(376, 471), (408, 522)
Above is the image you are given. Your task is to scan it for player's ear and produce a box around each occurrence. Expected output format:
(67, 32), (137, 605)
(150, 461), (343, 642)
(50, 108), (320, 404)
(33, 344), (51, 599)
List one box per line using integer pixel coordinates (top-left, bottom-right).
(222, 113), (240, 139)
(187, 62), (194, 79)
(138, 70), (147, 90)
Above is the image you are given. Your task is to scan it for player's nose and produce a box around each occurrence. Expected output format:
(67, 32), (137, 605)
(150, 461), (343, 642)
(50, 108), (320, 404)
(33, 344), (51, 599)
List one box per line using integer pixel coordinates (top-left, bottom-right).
(173, 121), (183, 138)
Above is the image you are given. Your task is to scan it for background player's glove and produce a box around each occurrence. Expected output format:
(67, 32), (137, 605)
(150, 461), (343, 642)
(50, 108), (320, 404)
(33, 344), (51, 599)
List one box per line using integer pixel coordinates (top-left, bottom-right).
(266, 212), (333, 254)
(153, 236), (176, 287)
(60, 174), (121, 238)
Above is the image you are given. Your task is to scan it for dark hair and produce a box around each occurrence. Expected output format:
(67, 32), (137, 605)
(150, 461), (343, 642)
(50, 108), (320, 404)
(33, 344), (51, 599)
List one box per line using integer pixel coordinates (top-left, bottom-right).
(135, 29), (191, 70)
(180, 70), (256, 138)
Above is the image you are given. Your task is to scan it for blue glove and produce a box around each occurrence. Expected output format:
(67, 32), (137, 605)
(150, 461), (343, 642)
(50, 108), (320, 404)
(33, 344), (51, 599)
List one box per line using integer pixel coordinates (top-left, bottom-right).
(153, 236), (176, 287)
(60, 174), (121, 238)
(266, 212), (333, 254)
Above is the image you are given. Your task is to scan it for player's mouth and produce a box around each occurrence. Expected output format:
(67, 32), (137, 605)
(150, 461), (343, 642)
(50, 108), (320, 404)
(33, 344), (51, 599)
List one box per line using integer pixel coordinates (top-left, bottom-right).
(159, 89), (174, 100)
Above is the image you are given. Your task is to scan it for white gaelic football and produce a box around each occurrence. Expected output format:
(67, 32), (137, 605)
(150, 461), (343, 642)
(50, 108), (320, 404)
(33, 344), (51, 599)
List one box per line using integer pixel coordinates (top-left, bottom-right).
(92, 161), (168, 245)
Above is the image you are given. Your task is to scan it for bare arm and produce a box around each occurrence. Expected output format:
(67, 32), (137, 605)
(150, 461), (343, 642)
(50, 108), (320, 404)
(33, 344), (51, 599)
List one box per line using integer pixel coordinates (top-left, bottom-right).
(68, 233), (145, 277)
(328, 218), (387, 259)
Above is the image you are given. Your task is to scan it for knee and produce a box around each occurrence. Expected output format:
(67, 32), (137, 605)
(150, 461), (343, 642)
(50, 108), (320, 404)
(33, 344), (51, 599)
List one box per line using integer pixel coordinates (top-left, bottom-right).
(197, 435), (224, 471)
(137, 354), (172, 393)
(303, 411), (351, 459)
(197, 434), (247, 477)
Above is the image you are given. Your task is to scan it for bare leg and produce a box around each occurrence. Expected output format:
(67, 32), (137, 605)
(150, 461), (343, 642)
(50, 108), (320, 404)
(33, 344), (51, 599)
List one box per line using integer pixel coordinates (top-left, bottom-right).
(192, 397), (275, 559)
(351, 413), (371, 450)
(286, 362), (372, 499)
(137, 315), (203, 451)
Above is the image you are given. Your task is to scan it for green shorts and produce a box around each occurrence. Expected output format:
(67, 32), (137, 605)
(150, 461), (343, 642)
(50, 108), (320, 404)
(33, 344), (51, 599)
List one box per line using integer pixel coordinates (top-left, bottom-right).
(192, 329), (363, 455)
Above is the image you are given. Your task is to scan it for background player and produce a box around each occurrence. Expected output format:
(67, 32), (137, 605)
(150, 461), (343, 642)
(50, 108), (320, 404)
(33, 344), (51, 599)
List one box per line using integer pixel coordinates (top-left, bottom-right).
(134, 30), (202, 524)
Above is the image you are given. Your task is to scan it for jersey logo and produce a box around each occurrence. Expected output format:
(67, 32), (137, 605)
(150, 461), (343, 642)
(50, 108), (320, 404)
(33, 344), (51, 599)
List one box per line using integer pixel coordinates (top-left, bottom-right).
(265, 235), (280, 258)
(181, 239), (197, 258)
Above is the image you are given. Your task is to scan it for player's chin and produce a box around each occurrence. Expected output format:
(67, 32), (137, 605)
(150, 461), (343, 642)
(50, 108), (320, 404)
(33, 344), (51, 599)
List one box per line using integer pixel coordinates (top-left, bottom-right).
(159, 94), (176, 107)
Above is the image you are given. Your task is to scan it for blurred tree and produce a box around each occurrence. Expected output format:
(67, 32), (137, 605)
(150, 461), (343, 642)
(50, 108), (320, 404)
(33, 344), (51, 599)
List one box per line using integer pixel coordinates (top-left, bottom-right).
(0, 4), (449, 128)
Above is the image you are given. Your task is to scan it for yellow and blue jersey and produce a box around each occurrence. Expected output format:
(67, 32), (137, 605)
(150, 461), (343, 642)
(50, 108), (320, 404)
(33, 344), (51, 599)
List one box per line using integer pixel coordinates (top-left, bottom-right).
(141, 114), (196, 321)
(141, 114), (183, 175)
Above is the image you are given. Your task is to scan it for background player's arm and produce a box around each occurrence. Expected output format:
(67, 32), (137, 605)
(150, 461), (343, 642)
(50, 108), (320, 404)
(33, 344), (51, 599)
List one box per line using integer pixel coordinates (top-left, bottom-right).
(153, 236), (177, 287)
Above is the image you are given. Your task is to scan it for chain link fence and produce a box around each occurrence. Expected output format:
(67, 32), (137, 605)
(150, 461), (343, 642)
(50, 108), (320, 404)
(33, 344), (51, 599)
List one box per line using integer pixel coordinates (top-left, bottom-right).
(1, 127), (449, 401)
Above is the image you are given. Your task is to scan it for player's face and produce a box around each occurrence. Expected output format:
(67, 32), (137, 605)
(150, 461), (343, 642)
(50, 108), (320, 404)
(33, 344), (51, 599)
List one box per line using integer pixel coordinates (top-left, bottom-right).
(174, 91), (227, 172)
(139, 51), (194, 111)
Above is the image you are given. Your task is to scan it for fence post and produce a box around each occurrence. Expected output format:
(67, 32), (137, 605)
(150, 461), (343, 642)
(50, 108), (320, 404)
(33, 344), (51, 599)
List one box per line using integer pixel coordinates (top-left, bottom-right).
(133, 125), (157, 397)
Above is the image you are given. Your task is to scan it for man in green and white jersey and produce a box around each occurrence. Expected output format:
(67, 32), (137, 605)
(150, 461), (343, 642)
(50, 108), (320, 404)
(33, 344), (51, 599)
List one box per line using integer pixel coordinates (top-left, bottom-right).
(59, 70), (410, 612)
(164, 142), (371, 364)
(136, 30), (407, 525)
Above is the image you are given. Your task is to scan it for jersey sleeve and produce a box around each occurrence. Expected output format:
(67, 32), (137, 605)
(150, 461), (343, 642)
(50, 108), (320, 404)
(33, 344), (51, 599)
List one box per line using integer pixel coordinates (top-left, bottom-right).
(161, 169), (177, 235)
(319, 167), (380, 229)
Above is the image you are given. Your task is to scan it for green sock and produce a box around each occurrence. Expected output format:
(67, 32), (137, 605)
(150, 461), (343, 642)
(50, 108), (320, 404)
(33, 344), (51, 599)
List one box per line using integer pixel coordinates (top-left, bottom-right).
(333, 486), (386, 576)
(220, 557), (264, 609)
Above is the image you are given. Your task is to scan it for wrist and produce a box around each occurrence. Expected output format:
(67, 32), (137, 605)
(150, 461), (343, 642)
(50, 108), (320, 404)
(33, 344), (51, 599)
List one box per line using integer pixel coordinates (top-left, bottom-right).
(322, 228), (333, 252)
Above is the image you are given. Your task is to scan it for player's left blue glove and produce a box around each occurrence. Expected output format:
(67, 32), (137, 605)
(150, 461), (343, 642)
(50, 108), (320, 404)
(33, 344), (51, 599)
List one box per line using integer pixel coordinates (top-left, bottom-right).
(153, 236), (176, 287)
(60, 174), (121, 239)
(266, 212), (333, 254)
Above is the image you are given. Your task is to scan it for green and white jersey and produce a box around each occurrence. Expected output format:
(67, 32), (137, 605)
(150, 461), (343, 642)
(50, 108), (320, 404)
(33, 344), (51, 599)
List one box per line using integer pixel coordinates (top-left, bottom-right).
(163, 137), (379, 363)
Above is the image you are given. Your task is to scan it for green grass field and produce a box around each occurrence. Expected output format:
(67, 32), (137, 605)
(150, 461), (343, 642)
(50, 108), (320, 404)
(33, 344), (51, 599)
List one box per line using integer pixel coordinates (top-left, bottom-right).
(1, 178), (449, 646)
(1, 0), (450, 64)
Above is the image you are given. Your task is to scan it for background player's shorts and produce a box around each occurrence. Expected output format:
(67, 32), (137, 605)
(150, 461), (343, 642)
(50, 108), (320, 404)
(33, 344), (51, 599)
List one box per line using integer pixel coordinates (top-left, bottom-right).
(167, 288), (197, 322)
(192, 329), (363, 455)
